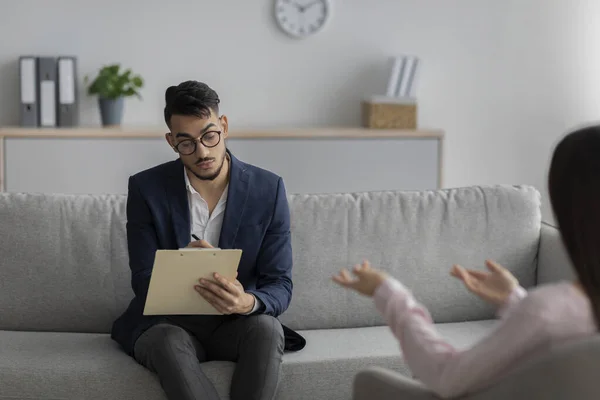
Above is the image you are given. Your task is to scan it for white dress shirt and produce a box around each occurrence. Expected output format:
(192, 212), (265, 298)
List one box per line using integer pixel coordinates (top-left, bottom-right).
(185, 169), (228, 248)
(184, 169), (261, 314)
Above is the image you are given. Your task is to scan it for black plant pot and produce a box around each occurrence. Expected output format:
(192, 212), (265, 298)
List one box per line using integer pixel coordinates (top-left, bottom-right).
(98, 97), (124, 126)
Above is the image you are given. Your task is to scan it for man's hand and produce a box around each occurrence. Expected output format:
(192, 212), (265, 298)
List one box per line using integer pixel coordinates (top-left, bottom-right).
(188, 238), (255, 314)
(450, 259), (519, 306)
(332, 260), (389, 297)
(187, 239), (213, 249)
(195, 273), (256, 315)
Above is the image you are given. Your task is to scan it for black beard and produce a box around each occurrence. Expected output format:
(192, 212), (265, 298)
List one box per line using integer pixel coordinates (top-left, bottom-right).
(191, 155), (226, 181)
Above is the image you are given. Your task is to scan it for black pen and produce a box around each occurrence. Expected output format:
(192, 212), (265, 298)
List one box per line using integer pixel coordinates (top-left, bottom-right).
(192, 234), (200, 241)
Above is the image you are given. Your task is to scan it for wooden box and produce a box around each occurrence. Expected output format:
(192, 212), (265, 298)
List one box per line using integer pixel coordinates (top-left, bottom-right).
(362, 97), (417, 129)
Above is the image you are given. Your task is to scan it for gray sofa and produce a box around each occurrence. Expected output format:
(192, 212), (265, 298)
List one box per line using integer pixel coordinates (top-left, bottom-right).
(0, 184), (589, 400)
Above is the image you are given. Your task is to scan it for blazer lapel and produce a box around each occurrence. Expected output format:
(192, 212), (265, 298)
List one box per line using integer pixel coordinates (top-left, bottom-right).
(166, 159), (191, 249)
(219, 150), (250, 249)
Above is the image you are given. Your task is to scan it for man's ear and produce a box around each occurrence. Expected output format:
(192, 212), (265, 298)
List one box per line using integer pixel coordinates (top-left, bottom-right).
(165, 132), (177, 152)
(220, 115), (229, 139)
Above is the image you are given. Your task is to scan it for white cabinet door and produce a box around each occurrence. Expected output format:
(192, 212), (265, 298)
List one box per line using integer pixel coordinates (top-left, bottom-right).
(5, 137), (441, 195)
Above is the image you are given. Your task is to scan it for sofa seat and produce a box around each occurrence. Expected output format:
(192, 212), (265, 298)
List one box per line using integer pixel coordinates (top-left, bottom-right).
(0, 320), (496, 400)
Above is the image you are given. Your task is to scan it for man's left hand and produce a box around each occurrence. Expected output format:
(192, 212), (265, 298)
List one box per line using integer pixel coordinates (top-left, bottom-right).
(195, 273), (255, 315)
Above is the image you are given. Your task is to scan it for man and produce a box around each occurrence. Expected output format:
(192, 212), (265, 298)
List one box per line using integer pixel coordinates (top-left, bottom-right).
(111, 80), (304, 400)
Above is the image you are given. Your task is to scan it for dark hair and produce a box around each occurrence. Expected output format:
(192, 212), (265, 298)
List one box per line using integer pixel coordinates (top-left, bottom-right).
(548, 124), (600, 329)
(164, 81), (220, 127)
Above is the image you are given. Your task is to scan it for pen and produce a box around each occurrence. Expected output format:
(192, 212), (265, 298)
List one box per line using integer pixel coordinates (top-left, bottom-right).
(192, 234), (200, 241)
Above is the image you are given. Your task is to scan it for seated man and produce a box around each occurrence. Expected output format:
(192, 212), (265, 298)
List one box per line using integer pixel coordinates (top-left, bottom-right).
(111, 80), (304, 400)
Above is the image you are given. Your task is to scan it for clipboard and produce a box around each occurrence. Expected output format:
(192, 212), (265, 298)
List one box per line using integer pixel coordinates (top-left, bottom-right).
(143, 248), (242, 316)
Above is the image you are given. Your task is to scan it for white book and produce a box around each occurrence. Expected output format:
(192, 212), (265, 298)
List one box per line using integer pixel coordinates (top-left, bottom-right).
(396, 56), (416, 98)
(386, 56), (406, 97)
(406, 57), (420, 99)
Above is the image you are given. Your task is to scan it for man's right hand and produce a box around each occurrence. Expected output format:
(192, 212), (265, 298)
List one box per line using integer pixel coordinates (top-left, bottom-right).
(186, 239), (214, 249)
(450, 259), (519, 307)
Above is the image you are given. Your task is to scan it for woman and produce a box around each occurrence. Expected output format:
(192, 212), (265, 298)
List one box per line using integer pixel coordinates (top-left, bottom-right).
(333, 125), (600, 398)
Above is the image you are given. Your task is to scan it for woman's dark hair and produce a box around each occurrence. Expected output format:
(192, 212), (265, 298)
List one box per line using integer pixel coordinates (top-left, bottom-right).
(548, 124), (600, 328)
(164, 80), (220, 127)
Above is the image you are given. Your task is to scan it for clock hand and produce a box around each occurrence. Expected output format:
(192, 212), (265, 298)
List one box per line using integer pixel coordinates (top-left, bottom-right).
(292, 1), (305, 12)
(302, 0), (321, 10)
(294, 0), (320, 13)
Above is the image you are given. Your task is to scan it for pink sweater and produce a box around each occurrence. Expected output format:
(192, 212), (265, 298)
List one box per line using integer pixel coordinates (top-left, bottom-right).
(373, 278), (597, 398)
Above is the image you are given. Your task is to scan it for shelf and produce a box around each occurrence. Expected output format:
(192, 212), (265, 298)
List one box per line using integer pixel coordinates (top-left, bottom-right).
(0, 126), (444, 139)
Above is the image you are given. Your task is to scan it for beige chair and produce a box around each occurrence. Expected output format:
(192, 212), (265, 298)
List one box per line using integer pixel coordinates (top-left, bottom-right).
(353, 327), (600, 399)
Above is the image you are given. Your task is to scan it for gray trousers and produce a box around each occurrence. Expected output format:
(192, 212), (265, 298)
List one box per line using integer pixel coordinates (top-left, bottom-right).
(134, 314), (285, 400)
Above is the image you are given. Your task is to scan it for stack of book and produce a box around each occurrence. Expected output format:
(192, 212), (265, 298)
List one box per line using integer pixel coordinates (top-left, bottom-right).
(385, 55), (420, 100)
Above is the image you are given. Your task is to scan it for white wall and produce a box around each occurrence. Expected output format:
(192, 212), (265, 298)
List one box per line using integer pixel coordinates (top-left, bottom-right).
(1, 0), (599, 220)
(500, 0), (600, 221)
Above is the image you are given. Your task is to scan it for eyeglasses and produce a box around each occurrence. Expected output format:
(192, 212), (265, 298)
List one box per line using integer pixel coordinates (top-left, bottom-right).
(171, 130), (222, 155)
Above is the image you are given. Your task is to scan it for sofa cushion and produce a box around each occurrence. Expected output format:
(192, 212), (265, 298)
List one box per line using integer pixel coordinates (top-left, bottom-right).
(0, 320), (496, 400)
(280, 320), (497, 400)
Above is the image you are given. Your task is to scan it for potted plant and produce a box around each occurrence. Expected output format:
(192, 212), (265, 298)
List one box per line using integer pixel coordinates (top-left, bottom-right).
(85, 64), (144, 127)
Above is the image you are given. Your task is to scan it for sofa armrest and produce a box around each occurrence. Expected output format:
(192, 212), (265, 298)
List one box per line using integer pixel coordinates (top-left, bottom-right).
(353, 367), (438, 400)
(537, 222), (575, 285)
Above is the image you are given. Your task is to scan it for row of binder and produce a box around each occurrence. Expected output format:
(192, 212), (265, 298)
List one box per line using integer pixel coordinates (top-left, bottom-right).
(19, 56), (79, 127)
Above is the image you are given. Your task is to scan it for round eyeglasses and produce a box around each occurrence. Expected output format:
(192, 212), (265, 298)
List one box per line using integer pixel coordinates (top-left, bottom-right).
(172, 130), (222, 155)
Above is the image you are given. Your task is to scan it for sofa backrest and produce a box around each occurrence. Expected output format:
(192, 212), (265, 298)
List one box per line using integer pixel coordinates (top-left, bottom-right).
(0, 193), (130, 334)
(279, 185), (541, 329)
(0, 185), (541, 333)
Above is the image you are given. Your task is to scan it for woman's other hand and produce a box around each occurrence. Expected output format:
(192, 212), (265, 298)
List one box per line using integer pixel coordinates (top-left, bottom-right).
(451, 260), (519, 306)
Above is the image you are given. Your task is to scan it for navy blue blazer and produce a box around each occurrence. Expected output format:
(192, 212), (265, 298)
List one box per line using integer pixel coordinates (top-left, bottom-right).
(111, 150), (299, 356)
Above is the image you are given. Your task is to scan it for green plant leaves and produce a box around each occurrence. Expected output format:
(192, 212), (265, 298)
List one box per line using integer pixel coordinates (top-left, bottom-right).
(85, 64), (144, 100)
(132, 76), (143, 87)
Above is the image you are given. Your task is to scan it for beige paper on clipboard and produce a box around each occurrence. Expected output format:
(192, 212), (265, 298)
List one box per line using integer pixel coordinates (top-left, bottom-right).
(143, 248), (242, 316)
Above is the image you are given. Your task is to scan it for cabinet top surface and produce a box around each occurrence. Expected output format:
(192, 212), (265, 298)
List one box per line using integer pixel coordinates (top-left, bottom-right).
(0, 127), (444, 139)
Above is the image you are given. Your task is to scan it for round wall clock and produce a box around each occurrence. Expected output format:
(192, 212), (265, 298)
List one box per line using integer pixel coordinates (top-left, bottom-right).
(274, 0), (331, 39)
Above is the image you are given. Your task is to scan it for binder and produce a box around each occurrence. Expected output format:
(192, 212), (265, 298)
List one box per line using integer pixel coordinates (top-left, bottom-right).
(57, 56), (78, 127)
(19, 56), (38, 127)
(143, 249), (242, 316)
(37, 57), (57, 127)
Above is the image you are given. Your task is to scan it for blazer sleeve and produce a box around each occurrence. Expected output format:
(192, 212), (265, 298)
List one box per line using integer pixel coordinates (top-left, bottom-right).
(126, 175), (159, 302)
(246, 177), (293, 317)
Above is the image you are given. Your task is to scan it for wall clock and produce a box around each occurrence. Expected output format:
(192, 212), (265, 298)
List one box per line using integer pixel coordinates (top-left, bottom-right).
(274, 0), (331, 39)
